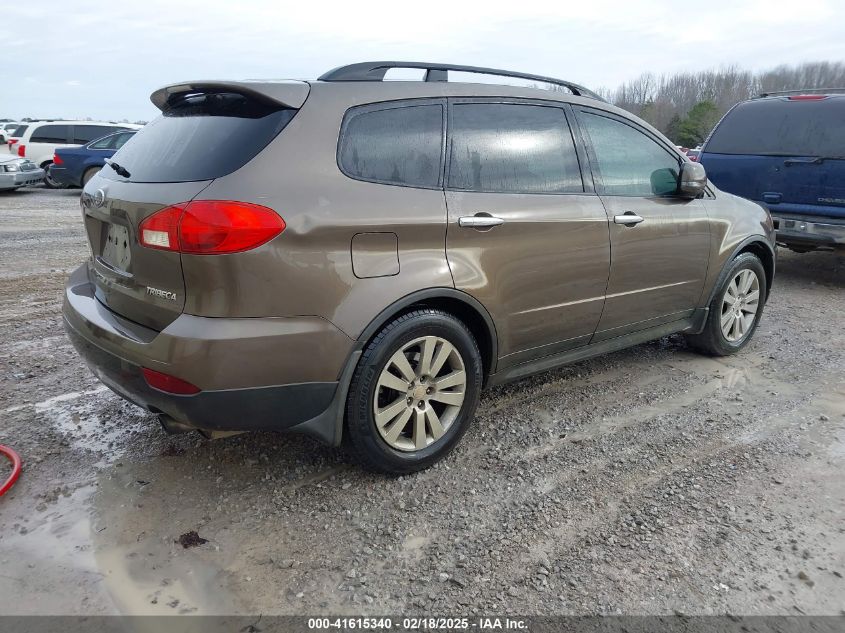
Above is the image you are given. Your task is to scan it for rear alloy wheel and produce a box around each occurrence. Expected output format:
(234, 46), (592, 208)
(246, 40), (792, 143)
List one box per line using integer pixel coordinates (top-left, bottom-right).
(373, 336), (467, 452)
(346, 310), (482, 474)
(82, 167), (101, 187)
(686, 252), (767, 356)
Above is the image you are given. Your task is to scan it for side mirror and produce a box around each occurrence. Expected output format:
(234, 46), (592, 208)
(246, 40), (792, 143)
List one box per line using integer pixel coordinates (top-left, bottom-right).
(678, 161), (707, 198)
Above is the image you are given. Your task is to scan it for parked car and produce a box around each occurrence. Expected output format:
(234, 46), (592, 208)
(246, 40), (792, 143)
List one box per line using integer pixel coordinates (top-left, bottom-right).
(6, 123), (28, 154)
(0, 155), (45, 191)
(0, 122), (20, 144)
(14, 120), (140, 188)
(700, 92), (845, 252)
(63, 62), (775, 474)
(51, 130), (137, 188)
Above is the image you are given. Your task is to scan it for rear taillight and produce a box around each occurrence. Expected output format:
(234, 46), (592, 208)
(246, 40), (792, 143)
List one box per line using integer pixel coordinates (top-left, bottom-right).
(142, 367), (200, 395)
(53, 153), (63, 165)
(139, 200), (285, 254)
(8, 139), (18, 147)
(17, 144), (25, 157)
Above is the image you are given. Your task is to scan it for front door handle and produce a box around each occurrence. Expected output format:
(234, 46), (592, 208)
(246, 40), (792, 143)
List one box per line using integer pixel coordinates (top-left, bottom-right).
(458, 214), (505, 229)
(613, 212), (644, 227)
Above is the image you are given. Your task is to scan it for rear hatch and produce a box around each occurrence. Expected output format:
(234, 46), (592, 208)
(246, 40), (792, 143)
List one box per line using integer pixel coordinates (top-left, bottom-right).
(701, 95), (845, 218)
(82, 81), (308, 331)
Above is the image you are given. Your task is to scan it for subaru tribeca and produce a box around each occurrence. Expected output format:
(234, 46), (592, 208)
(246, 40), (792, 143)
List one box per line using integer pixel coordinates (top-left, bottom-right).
(63, 62), (775, 473)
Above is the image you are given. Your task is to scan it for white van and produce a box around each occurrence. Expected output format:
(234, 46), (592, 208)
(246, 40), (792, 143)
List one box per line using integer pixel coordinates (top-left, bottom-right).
(14, 120), (141, 187)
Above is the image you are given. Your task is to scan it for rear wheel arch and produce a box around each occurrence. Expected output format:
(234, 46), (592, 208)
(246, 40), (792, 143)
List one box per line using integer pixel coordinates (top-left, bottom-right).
(353, 289), (498, 384)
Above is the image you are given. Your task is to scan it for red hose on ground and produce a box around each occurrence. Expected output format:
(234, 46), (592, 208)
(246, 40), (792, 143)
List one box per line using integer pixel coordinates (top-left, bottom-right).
(0, 445), (22, 497)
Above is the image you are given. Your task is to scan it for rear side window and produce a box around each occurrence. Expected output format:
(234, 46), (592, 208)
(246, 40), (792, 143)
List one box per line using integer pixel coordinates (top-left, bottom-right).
(74, 125), (123, 144)
(579, 112), (680, 197)
(103, 91), (296, 183)
(30, 124), (69, 144)
(448, 103), (582, 193)
(338, 103), (444, 188)
(89, 132), (134, 150)
(705, 98), (845, 156)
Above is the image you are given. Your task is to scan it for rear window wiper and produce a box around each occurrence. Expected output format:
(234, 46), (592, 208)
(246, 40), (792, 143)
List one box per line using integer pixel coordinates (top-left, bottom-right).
(105, 159), (131, 178)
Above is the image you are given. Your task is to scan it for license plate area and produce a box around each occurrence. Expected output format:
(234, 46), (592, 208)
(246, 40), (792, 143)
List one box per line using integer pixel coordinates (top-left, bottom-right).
(101, 223), (131, 271)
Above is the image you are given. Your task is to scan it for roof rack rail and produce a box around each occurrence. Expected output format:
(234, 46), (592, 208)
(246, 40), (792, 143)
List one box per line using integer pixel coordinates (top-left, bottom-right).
(318, 61), (606, 102)
(758, 87), (845, 97)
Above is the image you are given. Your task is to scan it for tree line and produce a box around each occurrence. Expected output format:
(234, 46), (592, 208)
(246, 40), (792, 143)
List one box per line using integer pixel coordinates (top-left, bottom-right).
(594, 61), (845, 147)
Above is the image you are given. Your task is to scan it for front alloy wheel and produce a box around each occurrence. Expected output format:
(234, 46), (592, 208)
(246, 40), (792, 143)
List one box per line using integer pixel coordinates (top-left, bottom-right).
(720, 269), (761, 343)
(685, 252), (767, 356)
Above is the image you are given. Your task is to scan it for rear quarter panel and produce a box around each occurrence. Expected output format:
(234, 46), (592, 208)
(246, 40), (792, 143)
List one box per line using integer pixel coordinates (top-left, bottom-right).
(183, 82), (454, 340)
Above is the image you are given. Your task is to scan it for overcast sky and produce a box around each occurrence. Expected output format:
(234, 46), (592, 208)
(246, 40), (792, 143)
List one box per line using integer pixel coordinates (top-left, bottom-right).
(3, 0), (844, 121)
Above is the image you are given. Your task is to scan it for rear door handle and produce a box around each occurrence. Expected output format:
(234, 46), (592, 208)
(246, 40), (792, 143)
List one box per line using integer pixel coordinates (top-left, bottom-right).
(458, 215), (505, 229)
(613, 213), (644, 226)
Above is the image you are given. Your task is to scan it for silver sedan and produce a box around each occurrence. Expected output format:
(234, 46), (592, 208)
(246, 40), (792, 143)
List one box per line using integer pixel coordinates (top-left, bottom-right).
(0, 154), (44, 190)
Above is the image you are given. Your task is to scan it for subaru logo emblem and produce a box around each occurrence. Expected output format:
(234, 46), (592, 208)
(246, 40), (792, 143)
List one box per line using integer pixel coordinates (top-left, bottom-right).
(93, 189), (106, 208)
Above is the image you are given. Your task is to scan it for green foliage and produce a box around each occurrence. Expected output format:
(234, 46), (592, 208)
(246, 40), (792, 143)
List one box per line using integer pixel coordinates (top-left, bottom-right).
(675, 101), (720, 147)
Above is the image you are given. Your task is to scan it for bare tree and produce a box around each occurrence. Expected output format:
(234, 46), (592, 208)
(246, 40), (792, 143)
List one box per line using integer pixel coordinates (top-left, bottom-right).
(601, 61), (843, 141)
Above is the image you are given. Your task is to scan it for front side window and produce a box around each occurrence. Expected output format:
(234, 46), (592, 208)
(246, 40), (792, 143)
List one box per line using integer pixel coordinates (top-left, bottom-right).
(579, 112), (680, 197)
(30, 125), (69, 144)
(338, 103), (443, 188)
(448, 103), (582, 194)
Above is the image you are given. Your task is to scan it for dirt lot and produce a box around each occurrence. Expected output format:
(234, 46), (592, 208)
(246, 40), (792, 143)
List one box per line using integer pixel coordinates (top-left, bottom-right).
(0, 187), (843, 616)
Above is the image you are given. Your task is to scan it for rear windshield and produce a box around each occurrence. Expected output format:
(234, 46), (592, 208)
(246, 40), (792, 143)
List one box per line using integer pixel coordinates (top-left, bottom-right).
(102, 91), (296, 183)
(705, 97), (845, 157)
(11, 124), (28, 137)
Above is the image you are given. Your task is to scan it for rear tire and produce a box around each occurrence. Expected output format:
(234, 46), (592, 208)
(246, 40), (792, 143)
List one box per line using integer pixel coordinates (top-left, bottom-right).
(82, 167), (101, 187)
(42, 162), (63, 189)
(345, 309), (482, 474)
(685, 252), (767, 356)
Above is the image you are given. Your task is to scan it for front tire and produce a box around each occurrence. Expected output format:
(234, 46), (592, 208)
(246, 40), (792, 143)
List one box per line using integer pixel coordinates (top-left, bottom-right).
(345, 309), (482, 474)
(686, 252), (767, 356)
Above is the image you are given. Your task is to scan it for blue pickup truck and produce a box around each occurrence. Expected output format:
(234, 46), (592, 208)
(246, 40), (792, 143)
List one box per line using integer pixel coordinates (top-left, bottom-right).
(700, 92), (844, 252)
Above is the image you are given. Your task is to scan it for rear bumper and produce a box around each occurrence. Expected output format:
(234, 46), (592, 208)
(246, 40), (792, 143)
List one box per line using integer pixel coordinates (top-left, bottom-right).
(62, 264), (354, 443)
(0, 168), (45, 189)
(49, 165), (78, 187)
(772, 213), (845, 247)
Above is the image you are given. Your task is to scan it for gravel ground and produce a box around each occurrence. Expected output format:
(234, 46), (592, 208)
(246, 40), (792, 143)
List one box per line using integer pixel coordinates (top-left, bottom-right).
(0, 187), (843, 616)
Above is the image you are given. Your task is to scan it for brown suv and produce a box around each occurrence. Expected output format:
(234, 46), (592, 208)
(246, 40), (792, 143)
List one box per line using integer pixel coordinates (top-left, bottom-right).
(63, 62), (775, 473)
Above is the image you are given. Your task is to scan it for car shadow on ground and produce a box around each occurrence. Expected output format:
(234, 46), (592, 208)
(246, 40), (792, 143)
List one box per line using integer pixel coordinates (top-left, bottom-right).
(775, 248), (844, 288)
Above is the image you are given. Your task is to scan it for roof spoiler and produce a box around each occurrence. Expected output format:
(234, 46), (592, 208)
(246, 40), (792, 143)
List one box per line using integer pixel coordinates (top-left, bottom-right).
(150, 80), (310, 111)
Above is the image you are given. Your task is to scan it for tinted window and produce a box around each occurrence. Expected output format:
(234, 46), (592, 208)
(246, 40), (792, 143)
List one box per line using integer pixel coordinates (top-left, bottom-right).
(89, 132), (134, 150)
(11, 125), (27, 137)
(448, 103), (581, 193)
(112, 132), (134, 150)
(705, 98), (845, 156)
(30, 124), (69, 144)
(103, 91), (295, 183)
(74, 125), (123, 144)
(339, 104), (443, 188)
(580, 112), (680, 196)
